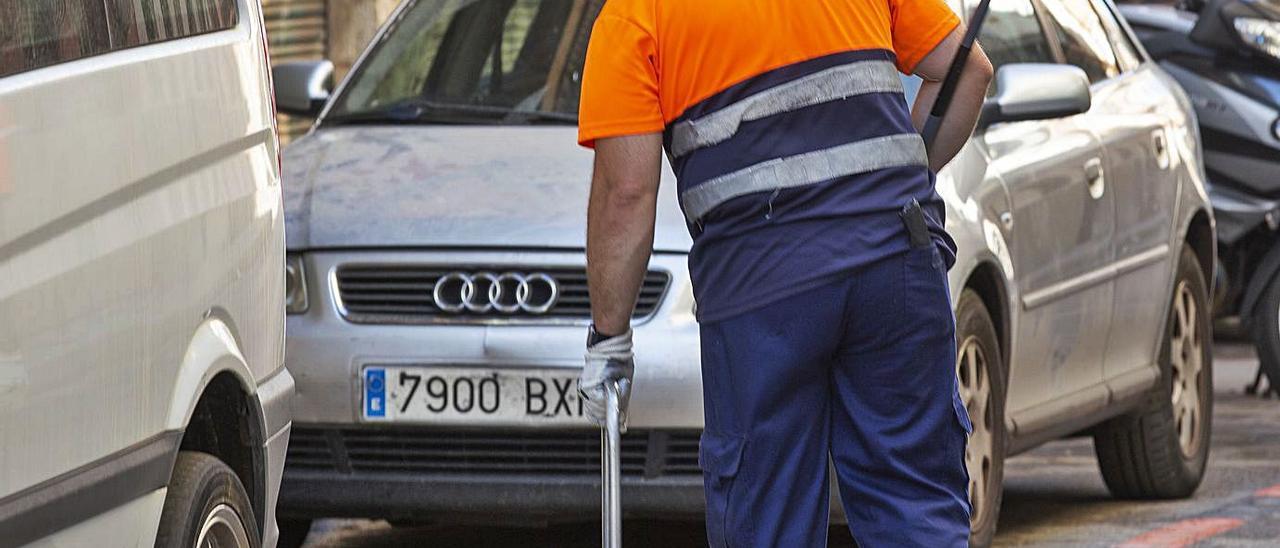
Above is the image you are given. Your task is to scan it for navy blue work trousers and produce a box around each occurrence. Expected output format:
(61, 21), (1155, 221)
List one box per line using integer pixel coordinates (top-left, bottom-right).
(698, 244), (972, 547)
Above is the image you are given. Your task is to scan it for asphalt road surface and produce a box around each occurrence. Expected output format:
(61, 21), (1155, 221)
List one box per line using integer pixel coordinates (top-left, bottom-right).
(301, 344), (1280, 547)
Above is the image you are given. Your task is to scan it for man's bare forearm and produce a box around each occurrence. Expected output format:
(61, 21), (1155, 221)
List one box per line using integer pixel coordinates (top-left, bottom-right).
(910, 30), (994, 172)
(586, 134), (664, 336)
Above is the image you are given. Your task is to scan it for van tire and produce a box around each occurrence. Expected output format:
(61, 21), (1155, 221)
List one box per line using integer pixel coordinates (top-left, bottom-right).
(1094, 244), (1211, 499)
(155, 451), (260, 548)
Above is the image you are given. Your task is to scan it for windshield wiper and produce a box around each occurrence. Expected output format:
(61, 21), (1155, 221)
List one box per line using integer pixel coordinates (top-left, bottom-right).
(503, 110), (578, 124)
(324, 97), (576, 126)
(323, 98), (493, 125)
(321, 103), (427, 125)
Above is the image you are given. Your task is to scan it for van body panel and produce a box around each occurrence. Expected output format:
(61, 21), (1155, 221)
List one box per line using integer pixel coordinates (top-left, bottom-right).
(25, 490), (168, 548)
(163, 317), (260, 432)
(0, 0), (287, 543)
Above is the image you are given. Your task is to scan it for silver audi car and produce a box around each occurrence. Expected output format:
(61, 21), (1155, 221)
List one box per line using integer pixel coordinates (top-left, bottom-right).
(273, 0), (1214, 545)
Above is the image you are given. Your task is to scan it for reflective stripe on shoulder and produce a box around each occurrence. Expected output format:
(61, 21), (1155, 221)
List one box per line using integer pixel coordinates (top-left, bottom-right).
(669, 59), (903, 158)
(680, 133), (928, 223)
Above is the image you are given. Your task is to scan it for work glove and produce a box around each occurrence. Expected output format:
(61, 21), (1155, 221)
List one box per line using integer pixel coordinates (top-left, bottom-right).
(580, 328), (635, 430)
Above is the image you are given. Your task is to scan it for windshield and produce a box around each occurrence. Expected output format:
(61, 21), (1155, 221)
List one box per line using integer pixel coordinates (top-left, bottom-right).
(327, 0), (599, 125)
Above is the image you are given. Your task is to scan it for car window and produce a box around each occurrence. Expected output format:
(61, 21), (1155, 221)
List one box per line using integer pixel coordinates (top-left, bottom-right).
(1041, 0), (1121, 83)
(970, 0), (1056, 96)
(335, 0), (590, 124)
(472, 0), (570, 110)
(104, 0), (239, 50)
(481, 0), (542, 81)
(0, 0), (111, 78)
(0, 0), (238, 79)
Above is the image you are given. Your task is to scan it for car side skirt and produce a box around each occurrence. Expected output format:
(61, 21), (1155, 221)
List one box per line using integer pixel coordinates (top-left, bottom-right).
(1007, 365), (1159, 455)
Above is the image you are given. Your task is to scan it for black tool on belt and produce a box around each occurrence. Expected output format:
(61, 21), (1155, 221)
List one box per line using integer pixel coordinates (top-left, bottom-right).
(902, 198), (933, 249)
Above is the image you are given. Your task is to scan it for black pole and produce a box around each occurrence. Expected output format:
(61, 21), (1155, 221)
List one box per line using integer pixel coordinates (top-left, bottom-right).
(921, 0), (993, 149)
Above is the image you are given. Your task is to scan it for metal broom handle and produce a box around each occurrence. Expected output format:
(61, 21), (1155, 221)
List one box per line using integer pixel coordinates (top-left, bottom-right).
(602, 380), (622, 548)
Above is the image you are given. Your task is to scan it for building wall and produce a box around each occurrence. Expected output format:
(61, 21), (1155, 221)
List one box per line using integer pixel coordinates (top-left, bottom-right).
(263, 0), (326, 141)
(327, 0), (400, 82)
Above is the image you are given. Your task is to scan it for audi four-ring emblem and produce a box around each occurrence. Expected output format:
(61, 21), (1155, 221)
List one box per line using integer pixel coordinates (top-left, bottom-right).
(432, 272), (560, 314)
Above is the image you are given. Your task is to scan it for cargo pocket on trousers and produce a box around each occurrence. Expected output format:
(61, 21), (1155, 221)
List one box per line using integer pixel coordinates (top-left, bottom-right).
(699, 432), (746, 548)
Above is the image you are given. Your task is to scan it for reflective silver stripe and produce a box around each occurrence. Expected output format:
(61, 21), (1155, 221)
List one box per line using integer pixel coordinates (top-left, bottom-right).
(669, 60), (903, 158)
(681, 133), (928, 223)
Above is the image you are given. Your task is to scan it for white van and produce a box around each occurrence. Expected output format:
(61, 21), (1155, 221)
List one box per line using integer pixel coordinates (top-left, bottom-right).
(0, 1), (291, 547)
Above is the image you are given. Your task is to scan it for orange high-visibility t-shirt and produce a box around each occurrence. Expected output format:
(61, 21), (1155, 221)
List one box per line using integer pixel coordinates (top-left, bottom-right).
(578, 0), (959, 147)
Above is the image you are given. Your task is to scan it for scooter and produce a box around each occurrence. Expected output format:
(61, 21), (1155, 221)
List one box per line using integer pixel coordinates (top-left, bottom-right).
(1120, 0), (1280, 396)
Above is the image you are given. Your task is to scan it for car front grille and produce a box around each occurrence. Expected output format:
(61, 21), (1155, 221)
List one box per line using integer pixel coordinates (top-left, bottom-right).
(286, 427), (702, 479)
(334, 265), (670, 324)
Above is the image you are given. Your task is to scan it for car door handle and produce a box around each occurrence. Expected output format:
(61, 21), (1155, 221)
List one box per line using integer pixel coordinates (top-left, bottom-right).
(1085, 157), (1105, 199)
(1152, 129), (1170, 169)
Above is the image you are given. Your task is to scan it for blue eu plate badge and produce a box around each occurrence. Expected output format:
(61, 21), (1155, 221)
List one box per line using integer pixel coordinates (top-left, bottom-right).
(365, 368), (387, 419)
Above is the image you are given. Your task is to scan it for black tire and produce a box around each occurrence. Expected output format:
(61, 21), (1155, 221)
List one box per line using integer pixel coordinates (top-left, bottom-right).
(1250, 271), (1280, 397)
(955, 289), (1007, 548)
(1094, 244), (1212, 499)
(155, 451), (260, 548)
(276, 518), (313, 548)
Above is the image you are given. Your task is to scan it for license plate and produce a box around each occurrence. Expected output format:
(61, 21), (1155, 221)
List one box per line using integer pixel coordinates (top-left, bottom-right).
(362, 365), (589, 425)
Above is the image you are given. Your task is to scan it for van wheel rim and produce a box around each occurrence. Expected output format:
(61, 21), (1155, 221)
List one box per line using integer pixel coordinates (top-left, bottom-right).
(1170, 281), (1204, 458)
(957, 336), (993, 526)
(197, 504), (251, 548)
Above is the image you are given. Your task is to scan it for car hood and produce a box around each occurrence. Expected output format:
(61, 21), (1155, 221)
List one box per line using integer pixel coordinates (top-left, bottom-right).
(282, 126), (693, 252)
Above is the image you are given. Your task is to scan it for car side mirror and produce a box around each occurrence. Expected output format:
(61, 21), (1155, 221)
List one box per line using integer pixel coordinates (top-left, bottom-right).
(273, 60), (334, 117)
(979, 64), (1091, 128)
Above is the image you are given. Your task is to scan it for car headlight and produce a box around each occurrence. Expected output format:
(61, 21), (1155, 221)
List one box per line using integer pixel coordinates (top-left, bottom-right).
(1234, 17), (1280, 60)
(285, 254), (308, 314)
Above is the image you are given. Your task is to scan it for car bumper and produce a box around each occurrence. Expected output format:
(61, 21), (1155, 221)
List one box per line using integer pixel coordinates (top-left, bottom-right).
(256, 366), (295, 548)
(281, 250), (704, 518)
(279, 472), (706, 520)
(278, 424), (706, 520)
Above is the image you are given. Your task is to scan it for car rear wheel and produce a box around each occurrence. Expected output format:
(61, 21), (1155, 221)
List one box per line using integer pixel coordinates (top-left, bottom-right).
(955, 289), (1007, 548)
(155, 451), (260, 548)
(1094, 244), (1211, 499)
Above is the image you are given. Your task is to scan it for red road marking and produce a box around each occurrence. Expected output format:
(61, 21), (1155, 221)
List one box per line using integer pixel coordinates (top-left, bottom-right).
(1255, 484), (1280, 498)
(1115, 517), (1244, 548)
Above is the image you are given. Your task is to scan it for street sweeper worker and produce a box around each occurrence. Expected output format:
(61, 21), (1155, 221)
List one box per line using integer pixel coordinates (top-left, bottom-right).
(576, 0), (994, 545)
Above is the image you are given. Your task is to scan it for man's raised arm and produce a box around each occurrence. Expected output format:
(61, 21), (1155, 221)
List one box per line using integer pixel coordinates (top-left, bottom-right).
(910, 27), (994, 172)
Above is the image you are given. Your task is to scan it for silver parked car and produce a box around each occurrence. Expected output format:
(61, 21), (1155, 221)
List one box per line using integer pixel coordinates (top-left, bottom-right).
(274, 0), (1213, 545)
